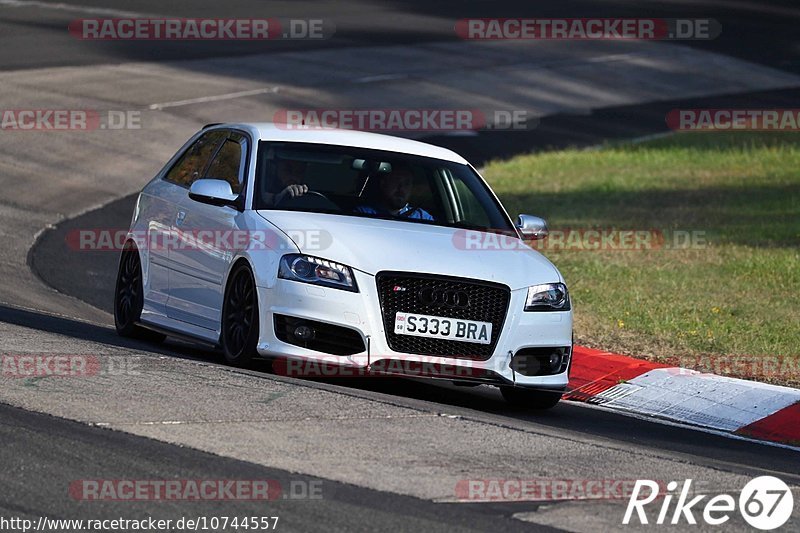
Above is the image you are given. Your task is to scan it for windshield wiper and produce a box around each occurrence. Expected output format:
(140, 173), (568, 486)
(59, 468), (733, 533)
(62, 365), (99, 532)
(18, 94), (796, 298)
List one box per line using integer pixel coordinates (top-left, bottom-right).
(449, 221), (489, 231)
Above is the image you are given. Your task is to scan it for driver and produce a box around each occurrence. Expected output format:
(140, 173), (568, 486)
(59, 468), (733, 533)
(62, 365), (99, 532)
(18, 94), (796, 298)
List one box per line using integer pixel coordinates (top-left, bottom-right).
(355, 165), (434, 220)
(265, 158), (309, 206)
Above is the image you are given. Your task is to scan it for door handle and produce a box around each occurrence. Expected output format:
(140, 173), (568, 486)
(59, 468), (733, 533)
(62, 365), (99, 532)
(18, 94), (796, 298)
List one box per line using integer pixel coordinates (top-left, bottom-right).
(176, 211), (186, 226)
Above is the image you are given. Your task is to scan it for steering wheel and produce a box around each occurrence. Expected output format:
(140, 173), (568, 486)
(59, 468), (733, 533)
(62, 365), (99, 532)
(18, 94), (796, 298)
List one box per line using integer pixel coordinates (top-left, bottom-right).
(274, 189), (330, 207)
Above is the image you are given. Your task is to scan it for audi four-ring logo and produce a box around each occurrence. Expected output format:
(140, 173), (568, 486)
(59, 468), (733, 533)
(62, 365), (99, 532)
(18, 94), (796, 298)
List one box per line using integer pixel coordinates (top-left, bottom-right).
(417, 287), (470, 308)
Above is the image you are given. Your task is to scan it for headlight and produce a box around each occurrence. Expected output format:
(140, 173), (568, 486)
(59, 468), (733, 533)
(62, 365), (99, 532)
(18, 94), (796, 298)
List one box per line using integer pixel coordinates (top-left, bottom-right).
(278, 254), (358, 292)
(525, 283), (570, 311)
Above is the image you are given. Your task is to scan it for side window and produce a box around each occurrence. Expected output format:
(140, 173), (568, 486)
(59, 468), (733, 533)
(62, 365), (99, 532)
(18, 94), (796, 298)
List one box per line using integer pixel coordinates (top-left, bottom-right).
(205, 139), (245, 194)
(452, 173), (491, 227)
(164, 130), (226, 188)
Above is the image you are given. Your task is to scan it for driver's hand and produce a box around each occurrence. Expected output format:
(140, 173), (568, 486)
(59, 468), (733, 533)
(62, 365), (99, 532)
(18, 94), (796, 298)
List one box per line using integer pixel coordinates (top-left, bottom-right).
(275, 184), (308, 204)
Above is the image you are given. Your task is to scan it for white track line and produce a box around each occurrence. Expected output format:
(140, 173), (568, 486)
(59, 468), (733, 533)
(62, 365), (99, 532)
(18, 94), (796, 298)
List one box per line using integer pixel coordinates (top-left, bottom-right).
(0, 0), (159, 18)
(355, 73), (408, 83)
(148, 87), (280, 111)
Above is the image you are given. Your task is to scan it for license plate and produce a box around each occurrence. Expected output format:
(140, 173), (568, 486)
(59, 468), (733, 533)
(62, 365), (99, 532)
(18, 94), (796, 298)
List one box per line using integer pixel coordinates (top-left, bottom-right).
(394, 312), (492, 345)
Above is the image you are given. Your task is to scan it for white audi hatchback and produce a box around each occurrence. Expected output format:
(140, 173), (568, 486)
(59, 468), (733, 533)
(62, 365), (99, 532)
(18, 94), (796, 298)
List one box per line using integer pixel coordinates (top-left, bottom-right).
(115, 123), (572, 408)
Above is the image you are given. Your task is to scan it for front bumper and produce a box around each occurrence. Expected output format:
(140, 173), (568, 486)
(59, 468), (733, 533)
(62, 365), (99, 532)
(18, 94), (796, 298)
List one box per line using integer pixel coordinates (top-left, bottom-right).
(256, 271), (572, 389)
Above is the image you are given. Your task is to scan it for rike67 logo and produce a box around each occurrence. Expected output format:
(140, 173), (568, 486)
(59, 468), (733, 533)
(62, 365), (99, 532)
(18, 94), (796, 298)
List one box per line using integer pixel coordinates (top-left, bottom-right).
(624, 476), (794, 530)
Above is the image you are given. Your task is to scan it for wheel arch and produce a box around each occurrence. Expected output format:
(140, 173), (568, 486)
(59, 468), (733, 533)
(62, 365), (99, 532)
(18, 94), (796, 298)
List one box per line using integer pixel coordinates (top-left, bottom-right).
(120, 236), (149, 288)
(219, 255), (260, 365)
(222, 255), (256, 294)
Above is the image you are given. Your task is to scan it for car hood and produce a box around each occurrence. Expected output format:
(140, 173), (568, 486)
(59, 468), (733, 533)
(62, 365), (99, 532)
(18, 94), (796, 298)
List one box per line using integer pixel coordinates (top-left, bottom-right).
(257, 210), (562, 290)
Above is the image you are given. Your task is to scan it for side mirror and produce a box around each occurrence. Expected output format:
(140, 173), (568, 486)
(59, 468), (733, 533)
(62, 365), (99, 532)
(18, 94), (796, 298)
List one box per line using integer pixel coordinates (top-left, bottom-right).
(516, 214), (548, 240)
(189, 179), (239, 207)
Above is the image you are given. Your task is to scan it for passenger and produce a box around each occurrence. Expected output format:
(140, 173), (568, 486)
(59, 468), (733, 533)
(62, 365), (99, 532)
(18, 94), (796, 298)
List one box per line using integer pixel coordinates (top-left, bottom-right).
(355, 165), (434, 220)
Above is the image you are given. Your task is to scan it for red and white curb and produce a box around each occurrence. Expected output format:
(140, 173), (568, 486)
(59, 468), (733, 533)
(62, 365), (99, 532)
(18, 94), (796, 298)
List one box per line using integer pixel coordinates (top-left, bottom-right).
(566, 346), (800, 447)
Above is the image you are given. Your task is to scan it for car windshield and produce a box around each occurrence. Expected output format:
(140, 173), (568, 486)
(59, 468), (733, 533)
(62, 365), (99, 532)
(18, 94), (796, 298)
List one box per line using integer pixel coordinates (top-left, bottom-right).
(254, 141), (515, 233)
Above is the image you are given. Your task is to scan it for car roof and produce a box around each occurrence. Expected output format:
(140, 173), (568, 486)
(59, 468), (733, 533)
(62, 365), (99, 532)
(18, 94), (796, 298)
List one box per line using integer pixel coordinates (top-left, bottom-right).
(213, 123), (469, 165)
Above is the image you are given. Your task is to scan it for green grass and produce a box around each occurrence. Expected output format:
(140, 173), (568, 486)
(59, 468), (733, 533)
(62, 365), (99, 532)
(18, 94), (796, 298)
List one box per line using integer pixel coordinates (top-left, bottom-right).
(483, 132), (800, 383)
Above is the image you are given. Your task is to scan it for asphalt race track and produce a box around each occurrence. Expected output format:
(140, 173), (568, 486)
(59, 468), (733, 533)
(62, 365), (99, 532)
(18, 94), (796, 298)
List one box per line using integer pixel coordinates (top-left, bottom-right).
(1, 1), (800, 532)
(0, 402), (551, 533)
(3, 0), (800, 73)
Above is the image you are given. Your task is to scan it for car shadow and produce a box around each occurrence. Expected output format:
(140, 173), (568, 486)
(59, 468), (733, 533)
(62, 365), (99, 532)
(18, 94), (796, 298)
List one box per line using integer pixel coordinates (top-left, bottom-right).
(0, 303), (226, 367)
(0, 303), (514, 416)
(3, 303), (799, 474)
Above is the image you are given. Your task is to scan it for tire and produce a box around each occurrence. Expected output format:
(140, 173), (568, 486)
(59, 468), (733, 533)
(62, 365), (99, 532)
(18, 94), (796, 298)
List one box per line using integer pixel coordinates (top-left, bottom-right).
(221, 262), (259, 366)
(114, 244), (166, 342)
(500, 386), (562, 410)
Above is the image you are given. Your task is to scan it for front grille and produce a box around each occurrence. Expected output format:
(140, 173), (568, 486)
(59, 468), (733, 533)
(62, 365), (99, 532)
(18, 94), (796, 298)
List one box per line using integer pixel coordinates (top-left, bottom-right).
(376, 272), (510, 360)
